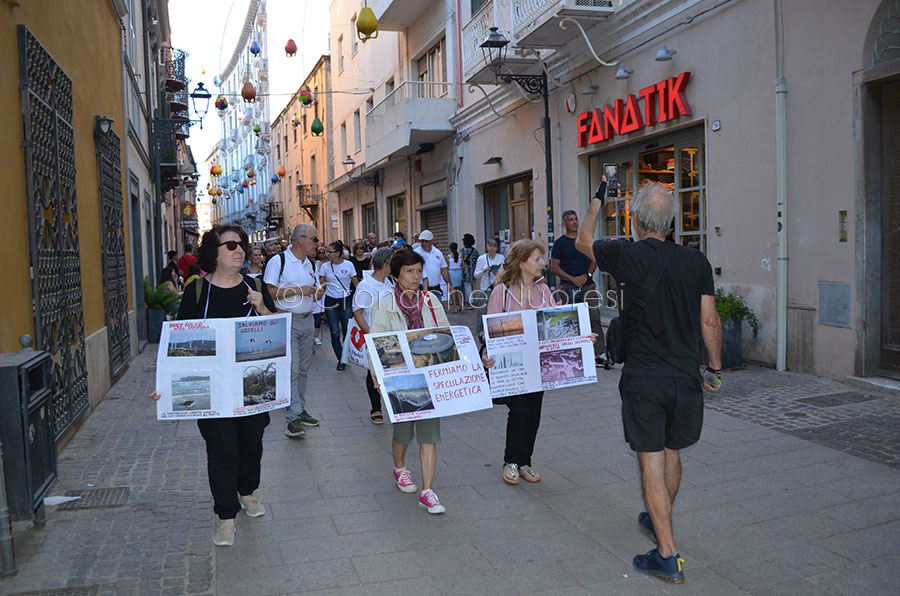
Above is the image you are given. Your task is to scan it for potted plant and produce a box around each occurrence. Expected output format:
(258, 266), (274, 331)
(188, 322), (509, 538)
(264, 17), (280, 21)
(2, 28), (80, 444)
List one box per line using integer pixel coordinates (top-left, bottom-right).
(714, 288), (760, 369)
(144, 275), (180, 343)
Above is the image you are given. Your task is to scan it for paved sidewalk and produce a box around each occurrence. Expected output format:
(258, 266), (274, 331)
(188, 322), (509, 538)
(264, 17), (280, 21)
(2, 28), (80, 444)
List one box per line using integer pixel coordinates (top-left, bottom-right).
(2, 312), (899, 595)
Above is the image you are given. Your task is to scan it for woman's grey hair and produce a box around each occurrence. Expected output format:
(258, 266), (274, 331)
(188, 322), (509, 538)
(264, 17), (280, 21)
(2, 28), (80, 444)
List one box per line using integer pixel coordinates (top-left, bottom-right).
(372, 247), (393, 270)
(631, 183), (677, 235)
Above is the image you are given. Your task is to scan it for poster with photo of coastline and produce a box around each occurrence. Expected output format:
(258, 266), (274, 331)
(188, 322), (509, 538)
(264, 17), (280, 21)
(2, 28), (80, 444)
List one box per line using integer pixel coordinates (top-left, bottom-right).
(155, 314), (291, 419)
(365, 325), (491, 424)
(483, 303), (596, 398)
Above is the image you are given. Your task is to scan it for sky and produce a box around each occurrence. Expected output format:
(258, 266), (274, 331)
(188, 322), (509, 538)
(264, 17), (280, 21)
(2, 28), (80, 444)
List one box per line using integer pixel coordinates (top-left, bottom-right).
(168, 0), (330, 213)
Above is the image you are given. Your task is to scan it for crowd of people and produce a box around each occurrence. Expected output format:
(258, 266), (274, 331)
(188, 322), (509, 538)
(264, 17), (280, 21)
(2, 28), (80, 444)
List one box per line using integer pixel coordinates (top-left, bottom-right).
(150, 181), (723, 585)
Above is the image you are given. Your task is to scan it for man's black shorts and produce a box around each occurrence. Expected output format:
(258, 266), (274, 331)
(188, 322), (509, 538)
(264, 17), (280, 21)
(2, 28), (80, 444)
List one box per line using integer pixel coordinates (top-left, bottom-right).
(618, 372), (703, 452)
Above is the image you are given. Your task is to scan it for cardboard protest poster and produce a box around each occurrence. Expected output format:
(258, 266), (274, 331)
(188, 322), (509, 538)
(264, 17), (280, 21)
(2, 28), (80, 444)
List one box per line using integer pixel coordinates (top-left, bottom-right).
(155, 314), (292, 419)
(365, 325), (492, 423)
(482, 304), (596, 398)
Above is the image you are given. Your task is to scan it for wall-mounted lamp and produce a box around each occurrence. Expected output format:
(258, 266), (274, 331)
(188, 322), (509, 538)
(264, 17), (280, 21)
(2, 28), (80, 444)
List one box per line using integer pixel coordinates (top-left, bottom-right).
(581, 80), (598, 95)
(655, 44), (677, 61)
(615, 65), (633, 80)
(483, 156), (502, 165)
(95, 115), (114, 136)
(342, 155), (356, 168)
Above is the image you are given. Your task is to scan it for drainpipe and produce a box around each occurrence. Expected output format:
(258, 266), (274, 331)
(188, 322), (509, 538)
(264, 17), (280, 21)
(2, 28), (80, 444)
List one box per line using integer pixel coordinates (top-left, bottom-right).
(454, 0), (463, 109)
(0, 433), (16, 576)
(775, 75), (787, 371)
(774, 0), (787, 371)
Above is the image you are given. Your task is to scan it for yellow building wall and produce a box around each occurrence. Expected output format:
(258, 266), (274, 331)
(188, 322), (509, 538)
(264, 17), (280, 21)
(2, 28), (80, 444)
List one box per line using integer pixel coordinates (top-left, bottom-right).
(0, 0), (128, 353)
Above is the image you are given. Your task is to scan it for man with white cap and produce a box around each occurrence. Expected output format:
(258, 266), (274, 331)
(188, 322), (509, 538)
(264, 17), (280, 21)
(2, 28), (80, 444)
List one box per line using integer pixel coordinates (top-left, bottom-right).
(414, 230), (454, 301)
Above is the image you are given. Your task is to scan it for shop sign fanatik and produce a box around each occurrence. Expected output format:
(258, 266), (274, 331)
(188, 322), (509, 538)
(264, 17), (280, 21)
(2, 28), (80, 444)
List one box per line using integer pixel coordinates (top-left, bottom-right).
(577, 72), (692, 148)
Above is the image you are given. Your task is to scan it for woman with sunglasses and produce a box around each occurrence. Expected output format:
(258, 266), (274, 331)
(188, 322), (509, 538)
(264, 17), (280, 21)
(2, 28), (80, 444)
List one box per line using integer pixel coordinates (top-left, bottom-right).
(319, 241), (359, 370)
(150, 225), (277, 547)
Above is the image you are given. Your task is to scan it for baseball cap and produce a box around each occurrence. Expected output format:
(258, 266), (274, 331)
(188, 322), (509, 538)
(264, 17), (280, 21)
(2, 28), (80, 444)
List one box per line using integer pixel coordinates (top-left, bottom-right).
(391, 238), (406, 249)
(419, 229), (434, 241)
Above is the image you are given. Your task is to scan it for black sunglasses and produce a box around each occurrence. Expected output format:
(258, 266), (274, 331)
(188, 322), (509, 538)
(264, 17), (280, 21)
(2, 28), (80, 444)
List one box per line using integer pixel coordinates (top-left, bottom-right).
(218, 240), (246, 251)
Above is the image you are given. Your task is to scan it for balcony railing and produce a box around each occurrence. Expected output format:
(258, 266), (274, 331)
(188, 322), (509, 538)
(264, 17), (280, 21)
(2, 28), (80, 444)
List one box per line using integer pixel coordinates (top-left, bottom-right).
(160, 47), (187, 92)
(366, 80), (451, 127)
(512, 0), (613, 48)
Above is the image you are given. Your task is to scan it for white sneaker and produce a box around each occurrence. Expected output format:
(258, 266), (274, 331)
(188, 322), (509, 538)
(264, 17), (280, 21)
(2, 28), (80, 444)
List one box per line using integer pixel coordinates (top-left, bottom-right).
(314, 337), (322, 346)
(213, 519), (235, 546)
(239, 494), (265, 517)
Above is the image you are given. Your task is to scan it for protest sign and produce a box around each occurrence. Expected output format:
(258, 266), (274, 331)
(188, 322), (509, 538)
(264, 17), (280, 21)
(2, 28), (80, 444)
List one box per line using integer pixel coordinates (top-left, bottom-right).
(155, 314), (291, 419)
(482, 304), (596, 398)
(365, 325), (492, 423)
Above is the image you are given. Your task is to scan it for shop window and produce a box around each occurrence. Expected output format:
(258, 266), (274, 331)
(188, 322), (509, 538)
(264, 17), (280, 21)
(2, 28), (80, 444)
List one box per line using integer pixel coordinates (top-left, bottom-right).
(484, 175), (533, 250)
(343, 208), (354, 245)
(362, 203), (375, 238)
(388, 193), (407, 237)
(589, 138), (707, 312)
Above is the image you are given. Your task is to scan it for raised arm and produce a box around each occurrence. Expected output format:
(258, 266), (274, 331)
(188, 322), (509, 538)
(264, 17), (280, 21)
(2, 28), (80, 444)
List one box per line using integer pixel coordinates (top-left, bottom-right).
(576, 178), (606, 261)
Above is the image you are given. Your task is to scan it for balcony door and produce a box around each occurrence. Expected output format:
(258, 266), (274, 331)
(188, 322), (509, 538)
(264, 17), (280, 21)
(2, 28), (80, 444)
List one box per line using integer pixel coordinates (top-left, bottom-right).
(417, 38), (448, 98)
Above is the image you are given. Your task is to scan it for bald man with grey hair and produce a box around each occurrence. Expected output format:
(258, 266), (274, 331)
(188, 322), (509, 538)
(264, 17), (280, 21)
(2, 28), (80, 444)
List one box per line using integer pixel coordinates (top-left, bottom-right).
(576, 180), (722, 585)
(264, 223), (326, 438)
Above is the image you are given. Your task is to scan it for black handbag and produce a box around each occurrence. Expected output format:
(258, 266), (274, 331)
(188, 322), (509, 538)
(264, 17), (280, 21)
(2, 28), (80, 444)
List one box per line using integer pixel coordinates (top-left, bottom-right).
(606, 244), (672, 364)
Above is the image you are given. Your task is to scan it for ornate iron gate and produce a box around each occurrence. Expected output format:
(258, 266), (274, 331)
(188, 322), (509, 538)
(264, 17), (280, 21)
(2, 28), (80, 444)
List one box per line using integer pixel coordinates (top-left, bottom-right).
(95, 125), (131, 377)
(18, 25), (89, 440)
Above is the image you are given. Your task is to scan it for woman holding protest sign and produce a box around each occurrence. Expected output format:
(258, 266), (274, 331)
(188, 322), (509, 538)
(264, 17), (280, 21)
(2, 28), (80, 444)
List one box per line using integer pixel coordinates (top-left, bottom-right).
(481, 239), (558, 486)
(150, 224), (276, 547)
(369, 248), (450, 514)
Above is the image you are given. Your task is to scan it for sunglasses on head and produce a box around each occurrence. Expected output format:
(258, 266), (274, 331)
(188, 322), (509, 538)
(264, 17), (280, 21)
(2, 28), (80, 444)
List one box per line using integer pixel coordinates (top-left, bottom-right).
(218, 240), (245, 251)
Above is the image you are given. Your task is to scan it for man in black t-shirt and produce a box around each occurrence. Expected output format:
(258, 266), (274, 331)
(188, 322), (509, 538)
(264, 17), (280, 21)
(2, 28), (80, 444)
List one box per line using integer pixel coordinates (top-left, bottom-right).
(576, 182), (723, 585)
(550, 210), (607, 366)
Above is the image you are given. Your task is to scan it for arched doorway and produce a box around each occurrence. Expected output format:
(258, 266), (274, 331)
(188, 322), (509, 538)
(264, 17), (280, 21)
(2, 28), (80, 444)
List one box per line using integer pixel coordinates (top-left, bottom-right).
(857, 0), (900, 378)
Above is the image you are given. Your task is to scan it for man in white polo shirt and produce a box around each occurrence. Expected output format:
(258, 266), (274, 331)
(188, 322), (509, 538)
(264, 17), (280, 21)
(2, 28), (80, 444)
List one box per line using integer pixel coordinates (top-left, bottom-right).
(414, 229), (454, 301)
(264, 223), (325, 439)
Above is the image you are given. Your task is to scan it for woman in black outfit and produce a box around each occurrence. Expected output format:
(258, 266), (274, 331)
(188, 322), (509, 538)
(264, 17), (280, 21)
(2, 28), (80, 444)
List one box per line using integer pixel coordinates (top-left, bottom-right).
(151, 224), (276, 547)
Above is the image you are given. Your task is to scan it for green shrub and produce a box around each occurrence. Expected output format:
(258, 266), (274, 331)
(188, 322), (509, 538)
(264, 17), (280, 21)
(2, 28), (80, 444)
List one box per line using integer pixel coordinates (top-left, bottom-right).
(144, 275), (180, 316)
(715, 288), (759, 338)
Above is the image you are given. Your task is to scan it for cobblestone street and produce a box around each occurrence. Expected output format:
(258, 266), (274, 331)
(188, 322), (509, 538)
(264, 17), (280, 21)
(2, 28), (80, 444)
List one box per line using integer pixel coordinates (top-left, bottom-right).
(2, 312), (899, 595)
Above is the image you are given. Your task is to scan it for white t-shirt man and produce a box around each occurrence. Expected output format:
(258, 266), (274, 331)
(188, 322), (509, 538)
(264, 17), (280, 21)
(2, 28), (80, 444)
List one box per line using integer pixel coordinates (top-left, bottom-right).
(415, 245), (447, 290)
(319, 260), (356, 299)
(263, 247), (318, 314)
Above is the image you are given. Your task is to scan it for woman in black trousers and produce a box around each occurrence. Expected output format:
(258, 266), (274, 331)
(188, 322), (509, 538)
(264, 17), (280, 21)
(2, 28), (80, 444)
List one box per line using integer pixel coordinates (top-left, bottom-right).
(151, 224), (277, 547)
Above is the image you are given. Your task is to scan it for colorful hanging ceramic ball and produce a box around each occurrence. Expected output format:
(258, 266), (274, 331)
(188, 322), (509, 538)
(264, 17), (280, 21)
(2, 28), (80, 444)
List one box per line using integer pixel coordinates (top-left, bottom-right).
(271, 174), (279, 184)
(208, 188), (216, 196)
(253, 123), (261, 134)
(241, 81), (257, 103)
(250, 180), (256, 186)
(310, 117), (324, 136)
(277, 166), (286, 178)
(238, 187), (244, 194)
(215, 95), (228, 110)
(298, 86), (313, 106)
(250, 41), (260, 56)
(242, 180), (249, 188)
(285, 39), (297, 57)
(216, 188), (223, 196)
(249, 198), (253, 204)
(211, 197), (217, 204)
(291, 116), (300, 128)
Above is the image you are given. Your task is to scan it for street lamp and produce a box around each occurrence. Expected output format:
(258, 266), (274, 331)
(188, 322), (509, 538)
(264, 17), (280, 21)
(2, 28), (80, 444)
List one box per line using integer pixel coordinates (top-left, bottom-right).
(480, 27), (556, 249)
(189, 82), (211, 128)
(94, 115), (114, 136)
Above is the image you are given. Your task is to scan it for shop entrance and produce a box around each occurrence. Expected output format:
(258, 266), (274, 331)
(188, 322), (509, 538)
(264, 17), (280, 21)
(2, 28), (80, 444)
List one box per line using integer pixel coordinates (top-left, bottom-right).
(588, 128), (706, 313)
(881, 80), (900, 375)
(483, 174), (534, 251)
